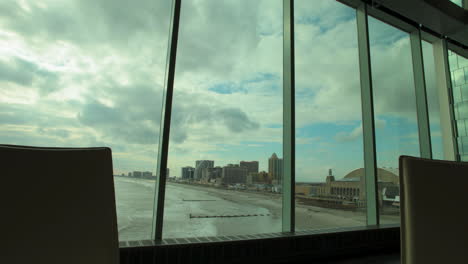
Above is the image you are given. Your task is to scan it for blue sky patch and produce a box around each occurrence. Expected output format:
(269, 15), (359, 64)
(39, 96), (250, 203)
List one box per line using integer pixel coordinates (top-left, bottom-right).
(209, 72), (280, 94)
(209, 82), (245, 94)
(266, 123), (282, 129)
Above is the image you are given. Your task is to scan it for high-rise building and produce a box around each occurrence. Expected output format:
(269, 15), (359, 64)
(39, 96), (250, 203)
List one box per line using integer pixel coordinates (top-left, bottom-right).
(201, 167), (222, 182)
(222, 164), (247, 185)
(181, 166), (195, 180)
(268, 153), (283, 184)
(195, 160), (214, 180)
(240, 161), (259, 175)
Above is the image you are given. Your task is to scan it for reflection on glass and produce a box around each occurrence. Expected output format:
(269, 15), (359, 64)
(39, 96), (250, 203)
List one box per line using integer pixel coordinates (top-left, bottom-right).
(450, 0), (464, 7)
(422, 41), (444, 159)
(368, 17), (420, 224)
(294, 0), (366, 231)
(163, 0), (283, 238)
(0, 0), (171, 241)
(448, 51), (468, 160)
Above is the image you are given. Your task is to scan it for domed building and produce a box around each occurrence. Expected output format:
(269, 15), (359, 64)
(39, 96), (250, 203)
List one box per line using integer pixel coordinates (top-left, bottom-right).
(314, 168), (399, 207)
(343, 168), (399, 184)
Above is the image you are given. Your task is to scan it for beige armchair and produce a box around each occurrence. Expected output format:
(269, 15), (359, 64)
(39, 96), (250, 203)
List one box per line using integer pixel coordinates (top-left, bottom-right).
(399, 155), (468, 264)
(0, 145), (119, 264)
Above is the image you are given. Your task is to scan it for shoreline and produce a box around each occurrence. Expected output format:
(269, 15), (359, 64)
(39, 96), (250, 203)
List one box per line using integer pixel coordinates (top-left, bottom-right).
(115, 178), (399, 240)
(166, 182), (372, 231)
(165, 181), (399, 228)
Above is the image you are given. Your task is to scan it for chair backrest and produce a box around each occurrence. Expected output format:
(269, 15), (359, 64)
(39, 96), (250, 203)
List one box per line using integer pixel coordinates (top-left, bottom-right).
(399, 156), (468, 264)
(0, 145), (119, 264)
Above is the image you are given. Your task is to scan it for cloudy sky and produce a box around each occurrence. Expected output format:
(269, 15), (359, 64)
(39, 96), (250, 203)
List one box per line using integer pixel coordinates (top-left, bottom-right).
(0, 0), (442, 182)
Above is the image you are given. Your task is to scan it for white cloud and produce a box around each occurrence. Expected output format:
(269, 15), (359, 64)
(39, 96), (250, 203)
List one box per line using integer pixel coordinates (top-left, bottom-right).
(334, 118), (387, 142)
(0, 0), (426, 178)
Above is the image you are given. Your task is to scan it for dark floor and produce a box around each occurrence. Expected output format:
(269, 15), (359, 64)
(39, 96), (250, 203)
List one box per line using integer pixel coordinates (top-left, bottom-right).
(288, 253), (400, 264)
(329, 253), (400, 264)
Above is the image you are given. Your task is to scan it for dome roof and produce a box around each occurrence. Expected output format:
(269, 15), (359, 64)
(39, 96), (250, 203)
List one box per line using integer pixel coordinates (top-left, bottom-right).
(343, 168), (399, 184)
(270, 153), (278, 159)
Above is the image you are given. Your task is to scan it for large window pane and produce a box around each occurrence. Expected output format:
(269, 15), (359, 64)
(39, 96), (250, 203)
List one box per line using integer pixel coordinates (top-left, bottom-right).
(449, 50), (468, 159)
(368, 17), (419, 224)
(294, 0), (366, 231)
(0, 1), (171, 241)
(163, 0), (283, 238)
(422, 41), (444, 159)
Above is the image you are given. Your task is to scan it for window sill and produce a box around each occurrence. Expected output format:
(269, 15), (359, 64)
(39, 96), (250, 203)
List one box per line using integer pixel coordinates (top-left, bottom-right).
(119, 224), (400, 263)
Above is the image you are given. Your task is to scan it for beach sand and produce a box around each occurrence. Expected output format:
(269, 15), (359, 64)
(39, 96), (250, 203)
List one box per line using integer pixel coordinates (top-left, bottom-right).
(114, 178), (399, 241)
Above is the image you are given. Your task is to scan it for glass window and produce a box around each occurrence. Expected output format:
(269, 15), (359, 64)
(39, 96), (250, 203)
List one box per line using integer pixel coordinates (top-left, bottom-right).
(368, 17), (420, 224)
(448, 51), (468, 160)
(453, 69), (466, 87)
(162, 0), (283, 238)
(422, 41), (444, 159)
(293, 0), (366, 230)
(0, 0), (172, 241)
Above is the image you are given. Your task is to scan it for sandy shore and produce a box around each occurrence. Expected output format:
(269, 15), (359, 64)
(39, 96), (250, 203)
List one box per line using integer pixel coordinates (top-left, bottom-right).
(167, 182), (399, 231)
(114, 178), (399, 241)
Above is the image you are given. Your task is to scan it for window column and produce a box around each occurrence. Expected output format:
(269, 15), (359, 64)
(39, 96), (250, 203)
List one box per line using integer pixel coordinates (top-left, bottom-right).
(433, 39), (458, 161)
(153, 0), (182, 240)
(356, 3), (379, 226)
(410, 28), (432, 158)
(283, 0), (295, 233)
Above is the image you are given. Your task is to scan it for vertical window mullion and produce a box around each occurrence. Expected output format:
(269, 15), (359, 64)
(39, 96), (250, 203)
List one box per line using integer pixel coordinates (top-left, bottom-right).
(282, 0), (295, 233)
(356, 3), (379, 226)
(152, 0), (182, 240)
(410, 29), (432, 159)
(433, 39), (459, 161)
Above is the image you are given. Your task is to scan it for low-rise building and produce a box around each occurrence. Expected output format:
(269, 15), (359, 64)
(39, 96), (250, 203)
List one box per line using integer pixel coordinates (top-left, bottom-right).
(298, 168), (399, 208)
(247, 171), (271, 185)
(142, 171), (152, 178)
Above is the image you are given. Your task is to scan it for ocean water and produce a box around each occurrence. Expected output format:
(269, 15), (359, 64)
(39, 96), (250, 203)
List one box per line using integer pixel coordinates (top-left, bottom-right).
(114, 177), (282, 241)
(114, 177), (394, 242)
(114, 177), (155, 241)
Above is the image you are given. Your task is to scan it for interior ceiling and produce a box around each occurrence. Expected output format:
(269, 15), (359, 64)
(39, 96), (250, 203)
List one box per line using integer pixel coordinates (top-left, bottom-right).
(378, 0), (468, 47)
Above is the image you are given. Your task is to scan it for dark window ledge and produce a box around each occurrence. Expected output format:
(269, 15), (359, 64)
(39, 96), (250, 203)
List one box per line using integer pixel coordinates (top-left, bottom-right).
(119, 224), (400, 264)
